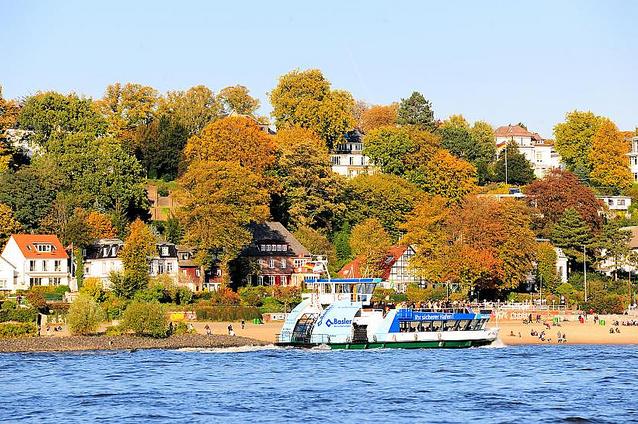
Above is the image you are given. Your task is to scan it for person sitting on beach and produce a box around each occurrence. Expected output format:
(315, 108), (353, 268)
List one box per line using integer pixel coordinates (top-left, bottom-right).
(204, 324), (211, 336)
(510, 330), (516, 337)
(609, 327), (615, 334)
(615, 327), (620, 334)
(518, 332), (522, 338)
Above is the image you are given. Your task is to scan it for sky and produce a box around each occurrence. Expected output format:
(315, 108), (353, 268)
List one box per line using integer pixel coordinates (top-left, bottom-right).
(1, 0), (637, 137)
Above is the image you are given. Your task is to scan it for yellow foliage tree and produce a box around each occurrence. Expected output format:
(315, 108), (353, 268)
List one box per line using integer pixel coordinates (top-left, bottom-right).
(407, 149), (477, 202)
(359, 104), (398, 133)
(588, 119), (632, 193)
(184, 116), (276, 176)
(176, 160), (270, 275)
(0, 87), (20, 171)
(0, 203), (22, 248)
(119, 219), (157, 295)
(349, 218), (392, 278)
(218, 85), (260, 115)
(86, 211), (117, 240)
(96, 82), (159, 141)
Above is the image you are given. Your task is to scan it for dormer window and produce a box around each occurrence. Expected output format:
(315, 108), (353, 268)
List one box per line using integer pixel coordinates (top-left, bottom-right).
(35, 244), (53, 252)
(161, 246), (169, 256)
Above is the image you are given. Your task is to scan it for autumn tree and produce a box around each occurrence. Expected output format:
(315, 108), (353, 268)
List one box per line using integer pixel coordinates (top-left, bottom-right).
(293, 226), (337, 271)
(406, 149), (478, 203)
(272, 126), (344, 231)
(96, 82), (159, 143)
(39, 201), (93, 247)
(592, 220), (631, 280)
(0, 203), (22, 248)
(588, 119), (632, 193)
(524, 169), (603, 236)
(18, 91), (106, 146)
(363, 126), (418, 175)
(269, 69), (355, 148)
(184, 116), (276, 176)
(397, 91), (435, 131)
(553, 110), (603, 176)
(158, 85), (222, 136)
(218, 85), (260, 115)
(359, 104), (398, 133)
(117, 219), (157, 298)
(0, 87), (20, 170)
(493, 142), (535, 185)
(345, 173), (424, 239)
(86, 211), (117, 240)
(349, 218), (392, 278)
(175, 161), (270, 276)
(550, 208), (592, 264)
(536, 242), (558, 293)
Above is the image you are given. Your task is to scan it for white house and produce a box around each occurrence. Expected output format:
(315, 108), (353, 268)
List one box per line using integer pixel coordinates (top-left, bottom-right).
(0, 234), (71, 292)
(330, 129), (377, 177)
(597, 195), (632, 218)
(555, 247), (568, 284)
(495, 124), (561, 178)
(83, 239), (179, 288)
(627, 136), (638, 182)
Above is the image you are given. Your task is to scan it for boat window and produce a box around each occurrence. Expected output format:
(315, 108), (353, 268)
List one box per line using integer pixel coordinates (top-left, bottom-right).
(431, 321), (442, 332)
(457, 320), (470, 331)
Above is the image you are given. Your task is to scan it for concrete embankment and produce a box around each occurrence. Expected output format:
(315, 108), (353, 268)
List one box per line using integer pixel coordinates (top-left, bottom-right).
(0, 334), (267, 353)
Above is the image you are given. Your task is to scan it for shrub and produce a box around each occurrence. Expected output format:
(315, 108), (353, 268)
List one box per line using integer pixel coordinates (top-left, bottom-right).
(238, 286), (269, 307)
(172, 322), (194, 335)
(25, 290), (47, 312)
(67, 294), (106, 335)
(121, 301), (169, 338)
(260, 297), (284, 313)
(102, 295), (129, 320)
(0, 307), (38, 323)
(194, 305), (261, 321)
(0, 322), (38, 338)
(1, 300), (17, 311)
(80, 278), (107, 302)
(104, 325), (124, 336)
(209, 288), (241, 305)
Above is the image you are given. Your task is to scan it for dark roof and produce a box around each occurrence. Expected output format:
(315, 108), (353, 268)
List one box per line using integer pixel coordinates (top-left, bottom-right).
(244, 222), (310, 257)
(84, 239), (178, 260)
(344, 129), (363, 143)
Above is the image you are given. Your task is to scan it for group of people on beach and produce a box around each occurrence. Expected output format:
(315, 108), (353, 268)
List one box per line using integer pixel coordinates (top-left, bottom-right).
(203, 320), (245, 337)
(528, 328), (567, 343)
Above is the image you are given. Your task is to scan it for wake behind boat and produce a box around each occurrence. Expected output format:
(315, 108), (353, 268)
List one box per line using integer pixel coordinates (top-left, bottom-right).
(276, 277), (498, 349)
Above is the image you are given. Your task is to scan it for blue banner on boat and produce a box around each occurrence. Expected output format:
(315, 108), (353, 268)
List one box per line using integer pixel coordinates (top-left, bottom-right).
(396, 310), (483, 321)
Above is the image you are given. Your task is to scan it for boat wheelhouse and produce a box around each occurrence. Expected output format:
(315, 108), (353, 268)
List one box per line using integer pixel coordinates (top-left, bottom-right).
(276, 277), (498, 349)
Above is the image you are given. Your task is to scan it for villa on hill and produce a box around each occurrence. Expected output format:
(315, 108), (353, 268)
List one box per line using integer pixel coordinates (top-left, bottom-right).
(494, 124), (561, 179)
(0, 234), (71, 292)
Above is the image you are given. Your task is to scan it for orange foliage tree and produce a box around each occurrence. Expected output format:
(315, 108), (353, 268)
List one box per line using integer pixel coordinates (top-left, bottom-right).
(86, 211), (117, 240)
(359, 104), (398, 133)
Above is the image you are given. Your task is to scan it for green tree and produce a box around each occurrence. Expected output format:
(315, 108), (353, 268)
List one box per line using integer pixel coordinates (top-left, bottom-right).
(0, 203), (22, 248)
(349, 218), (392, 278)
(493, 142), (535, 185)
(18, 91), (107, 146)
(592, 220), (631, 280)
(158, 85), (222, 136)
(0, 166), (57, 230)
(67, 294), (106, 335)
(396, 91), (435, 131)
(439, 115), (484, 163)
(118, 219), (157, 298)
(269, 68), (355, 148)
(588, 119), (633, 194)
(136, 114), (188, 180)
(218, 85), (260, 115)
(553, 110), (603, 174)
(273, 126), (345, 230)
(363, 126), (415, 175)
(333, 223), (353, 268)
(536, 242), (558, 293)
(345, 173), (424, 239)
(121, 301), (169, 338)
(550, 208), (592, 265)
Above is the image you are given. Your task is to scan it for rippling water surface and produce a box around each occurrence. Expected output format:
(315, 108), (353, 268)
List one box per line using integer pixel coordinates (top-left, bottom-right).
(1, 345), (637, 423)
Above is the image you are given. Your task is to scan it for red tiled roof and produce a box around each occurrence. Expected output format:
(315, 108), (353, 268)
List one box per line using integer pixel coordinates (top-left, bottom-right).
(337, 245), (408, 280)
(9, 234), (68, 259)
(495, 124), (534, 138)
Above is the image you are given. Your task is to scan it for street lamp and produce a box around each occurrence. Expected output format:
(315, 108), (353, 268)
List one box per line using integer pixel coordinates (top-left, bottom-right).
(583, 245), (588, 303)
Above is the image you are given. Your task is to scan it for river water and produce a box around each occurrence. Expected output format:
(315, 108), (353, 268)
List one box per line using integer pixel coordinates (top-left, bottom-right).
(0, 344), (636, 423)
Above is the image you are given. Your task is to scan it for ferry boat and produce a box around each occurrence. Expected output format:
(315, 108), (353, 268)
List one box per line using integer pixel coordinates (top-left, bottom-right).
(276, 277), (498, 349)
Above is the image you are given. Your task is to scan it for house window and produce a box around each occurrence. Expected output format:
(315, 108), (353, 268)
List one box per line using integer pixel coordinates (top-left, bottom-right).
(281, 259), (287, 269)
(195, 269), (201, 277)
(54, 260), (61, 272)
(158, 263), (165, 274)
(269, 259), (275, 269)
(51, 277), (61, 286)
(282, 276), (287, 285)
(0, 279), (6, 289)
(29, 260), (36, 272)
(282, 245), (287, 252)
(618, 199), (626, 206)
(30, 277), (42, 286)
(35, 244), (52, 252)
(167, 262), (173, 273)
(181, 253), (189, 260)
(103, 247), (109, 257)
(161, 246), (169, 256)
(42, 260), (47, 272)
(258, 275), (264, 285)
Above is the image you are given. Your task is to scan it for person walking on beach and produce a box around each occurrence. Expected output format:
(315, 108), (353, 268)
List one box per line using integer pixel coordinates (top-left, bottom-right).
(227, 324), (233, 335)
(241, 320), (245, 330)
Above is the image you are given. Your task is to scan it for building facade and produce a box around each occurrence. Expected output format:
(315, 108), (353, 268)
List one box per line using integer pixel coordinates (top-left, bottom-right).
(330, 129), (377, 177)
(495, 124), (561, 178)
(628, 136), (638, 182)
(0, 234), (70, 291)
(233, 222), (317, 287)
(338, 245), (426, 293)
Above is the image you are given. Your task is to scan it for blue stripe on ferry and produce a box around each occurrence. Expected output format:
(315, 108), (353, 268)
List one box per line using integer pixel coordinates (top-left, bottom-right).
(397, 311), (485, 321)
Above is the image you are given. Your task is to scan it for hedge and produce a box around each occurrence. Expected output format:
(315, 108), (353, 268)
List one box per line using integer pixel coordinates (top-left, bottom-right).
(0, 322), (38, 338)
(0, 308), (38, 323)
(195, 306), (261, 321)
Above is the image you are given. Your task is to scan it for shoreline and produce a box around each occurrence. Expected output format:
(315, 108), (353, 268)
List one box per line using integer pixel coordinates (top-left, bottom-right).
(0, 334), (267, 353)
